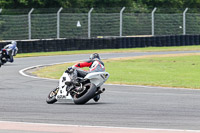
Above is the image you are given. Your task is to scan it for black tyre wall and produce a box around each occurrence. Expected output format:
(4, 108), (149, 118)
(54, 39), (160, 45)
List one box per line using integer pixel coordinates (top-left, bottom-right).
(1, 35), (200, 53)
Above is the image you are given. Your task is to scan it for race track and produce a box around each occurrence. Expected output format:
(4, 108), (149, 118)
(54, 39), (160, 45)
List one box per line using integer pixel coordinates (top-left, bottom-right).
(0, 51), (200, 132)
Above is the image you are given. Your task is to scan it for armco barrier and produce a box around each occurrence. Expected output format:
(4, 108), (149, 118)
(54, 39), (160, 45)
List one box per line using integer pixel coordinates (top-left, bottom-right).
(0, 35), (200, 53)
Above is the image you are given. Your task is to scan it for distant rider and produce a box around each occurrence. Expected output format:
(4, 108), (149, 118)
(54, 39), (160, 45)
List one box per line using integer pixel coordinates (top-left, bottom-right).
(3, 41), (18, 63)
(68, 53), (105, 102)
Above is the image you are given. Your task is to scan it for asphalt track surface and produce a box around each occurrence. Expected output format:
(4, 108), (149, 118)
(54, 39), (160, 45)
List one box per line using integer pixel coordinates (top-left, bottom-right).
(1, 51), (200, 132)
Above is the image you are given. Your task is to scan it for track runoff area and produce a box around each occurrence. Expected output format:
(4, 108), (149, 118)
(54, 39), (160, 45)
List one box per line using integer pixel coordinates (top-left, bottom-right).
(1, 121), (200, 133)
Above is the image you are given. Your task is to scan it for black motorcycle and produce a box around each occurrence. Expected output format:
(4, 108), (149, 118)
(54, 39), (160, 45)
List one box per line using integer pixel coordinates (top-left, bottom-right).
(0, 49), (9, 67)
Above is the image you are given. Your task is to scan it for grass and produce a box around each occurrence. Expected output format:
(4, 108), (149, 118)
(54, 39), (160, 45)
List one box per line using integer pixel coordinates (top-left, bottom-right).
(32, 53), (200, 89)
(16, 45), (200, 58)
(106, 55), (200, 89)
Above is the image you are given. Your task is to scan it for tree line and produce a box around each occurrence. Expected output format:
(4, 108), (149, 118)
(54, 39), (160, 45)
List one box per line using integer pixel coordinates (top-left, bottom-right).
(1, 0), (200, 9)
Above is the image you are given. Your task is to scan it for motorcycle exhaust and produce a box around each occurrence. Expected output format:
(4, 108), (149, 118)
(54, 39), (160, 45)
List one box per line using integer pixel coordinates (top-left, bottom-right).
(101, 88), (105, 93)
(94, 88), (105, 97)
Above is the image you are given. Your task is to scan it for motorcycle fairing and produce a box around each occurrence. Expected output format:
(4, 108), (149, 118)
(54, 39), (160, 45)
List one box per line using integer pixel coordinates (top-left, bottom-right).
(84, 72), (110, 87)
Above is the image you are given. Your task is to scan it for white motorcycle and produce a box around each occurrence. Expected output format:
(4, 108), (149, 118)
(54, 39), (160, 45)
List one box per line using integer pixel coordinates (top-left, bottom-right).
(46, 69), (110, 104)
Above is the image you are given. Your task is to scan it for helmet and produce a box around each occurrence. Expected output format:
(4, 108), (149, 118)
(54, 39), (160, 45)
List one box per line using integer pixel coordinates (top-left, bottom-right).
(89, 53), (100, 60)
(11, 41), (17, 46)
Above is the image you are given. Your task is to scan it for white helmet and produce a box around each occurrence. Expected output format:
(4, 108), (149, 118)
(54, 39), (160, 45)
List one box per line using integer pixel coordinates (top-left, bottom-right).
(11, 41), (17, 46)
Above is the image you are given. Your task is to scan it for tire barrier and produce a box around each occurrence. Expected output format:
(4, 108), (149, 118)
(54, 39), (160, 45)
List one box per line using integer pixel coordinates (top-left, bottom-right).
(0, 35), (200, 53)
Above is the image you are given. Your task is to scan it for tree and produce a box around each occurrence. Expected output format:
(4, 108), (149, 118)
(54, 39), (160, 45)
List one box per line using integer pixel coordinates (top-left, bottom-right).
(1, 0), (200, 10)
(93, 0), (132, 8)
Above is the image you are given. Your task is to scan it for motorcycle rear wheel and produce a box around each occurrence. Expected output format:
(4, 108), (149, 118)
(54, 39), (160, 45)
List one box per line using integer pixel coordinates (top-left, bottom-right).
(46, 87), (58, 104)
(73, 83), (96, 104)
(0, 55), (2, 66)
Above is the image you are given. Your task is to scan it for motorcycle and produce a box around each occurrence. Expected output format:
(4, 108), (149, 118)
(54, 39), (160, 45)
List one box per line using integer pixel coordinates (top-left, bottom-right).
(0, 49), (9, 67)
(46, 69), (110, 104)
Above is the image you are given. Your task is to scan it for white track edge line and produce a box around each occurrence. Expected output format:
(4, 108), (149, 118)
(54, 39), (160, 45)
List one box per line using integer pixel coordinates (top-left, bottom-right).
(19, 60), (84, 81)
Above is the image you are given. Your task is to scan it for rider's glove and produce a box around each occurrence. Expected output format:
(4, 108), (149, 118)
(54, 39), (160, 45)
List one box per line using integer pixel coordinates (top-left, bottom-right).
(65, 67), (73, 73)
(68, 67), (72, 70)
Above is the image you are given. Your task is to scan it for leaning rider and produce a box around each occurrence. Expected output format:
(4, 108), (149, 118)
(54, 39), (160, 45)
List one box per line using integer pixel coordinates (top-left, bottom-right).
(3, 41), (18, 63)
(71, 53), (105, 78)
(68, 53), (105, 102)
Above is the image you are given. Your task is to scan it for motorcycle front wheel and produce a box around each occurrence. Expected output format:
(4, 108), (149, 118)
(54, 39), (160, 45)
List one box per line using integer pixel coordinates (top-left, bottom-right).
(46, 87), (58, 104)
(73, 83), (97, 105)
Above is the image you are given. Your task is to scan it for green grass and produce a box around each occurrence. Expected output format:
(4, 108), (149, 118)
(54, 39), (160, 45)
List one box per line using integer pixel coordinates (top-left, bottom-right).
(32, 54), (200, 89)
(16, 45), (200, 58)
(106, 55), (200, 89)
(33, 63), (74, 79)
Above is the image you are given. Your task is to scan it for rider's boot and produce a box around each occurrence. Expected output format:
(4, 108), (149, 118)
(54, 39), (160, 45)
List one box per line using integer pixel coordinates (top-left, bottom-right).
(93, 94), (100, 102)
(9, 56), (14, 63)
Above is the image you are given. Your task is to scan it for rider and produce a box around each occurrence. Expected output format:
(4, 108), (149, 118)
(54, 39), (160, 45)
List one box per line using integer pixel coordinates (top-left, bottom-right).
(69, 53), (105, 102)
(3, 41), (18, 63)
(71, 53), (105, 78)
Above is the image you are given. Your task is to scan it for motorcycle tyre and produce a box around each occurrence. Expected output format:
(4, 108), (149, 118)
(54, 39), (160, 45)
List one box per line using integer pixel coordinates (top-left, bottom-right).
(0, 60), (2, 67)
(46, 87), (58, 104)
(73, 83), (96, 105)
(0, 55), (2, 66)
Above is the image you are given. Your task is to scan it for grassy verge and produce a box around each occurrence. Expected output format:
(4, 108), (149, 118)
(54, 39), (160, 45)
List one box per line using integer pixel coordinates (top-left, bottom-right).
(16, 45), (200, 58)
(32, 53), (200, 89)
